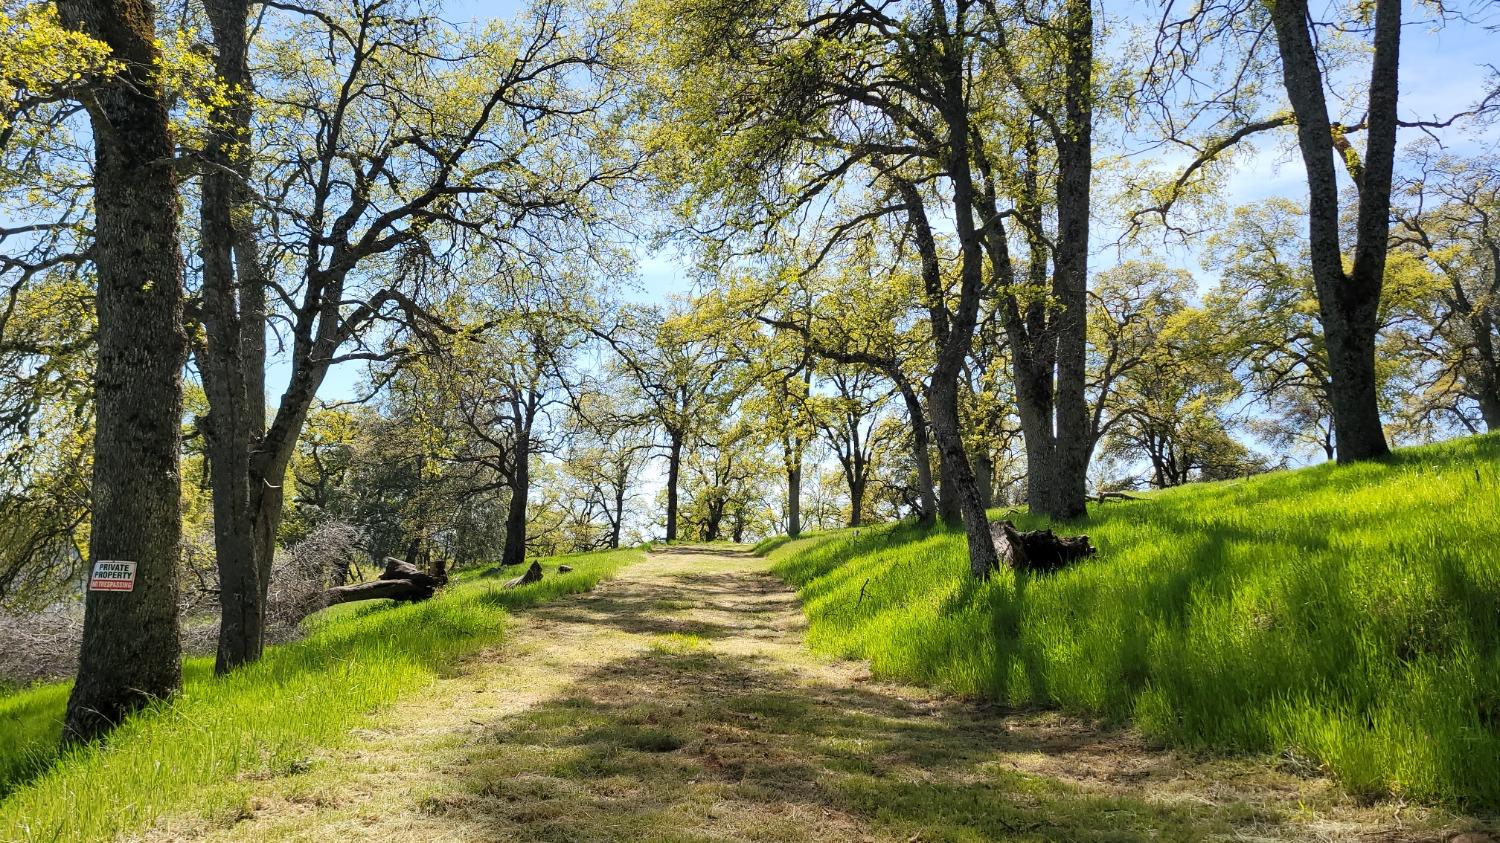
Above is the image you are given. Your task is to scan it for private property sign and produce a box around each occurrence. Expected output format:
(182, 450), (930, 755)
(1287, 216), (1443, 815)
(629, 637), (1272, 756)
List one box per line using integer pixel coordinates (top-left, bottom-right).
(89, 560), (137, 592)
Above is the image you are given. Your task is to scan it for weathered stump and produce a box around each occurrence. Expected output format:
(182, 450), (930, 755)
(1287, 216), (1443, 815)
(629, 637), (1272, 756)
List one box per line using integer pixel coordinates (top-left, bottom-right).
(504, 561), (543, 589)
(988, 520), (1096, 574)
(322, 557), (447, 606)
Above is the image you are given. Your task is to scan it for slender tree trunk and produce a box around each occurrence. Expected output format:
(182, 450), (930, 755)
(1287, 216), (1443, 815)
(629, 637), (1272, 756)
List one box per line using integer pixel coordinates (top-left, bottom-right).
(1011, 357), (1058, 516)
(929, 379), (996, 578)
(501, 439), (530, 567)
(786, 462), (802, 537)
(664, 430), (683, 541)
(610, 481), (625, 548)
(895, 380), (937, 526)
(848, 476), (865, 528)
(61, 0), (186, 744)
(888, 77), (998, 576)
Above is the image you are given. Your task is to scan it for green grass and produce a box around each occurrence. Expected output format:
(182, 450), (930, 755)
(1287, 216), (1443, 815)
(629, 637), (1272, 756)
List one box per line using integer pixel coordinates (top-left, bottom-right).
(765, 434), (1500, 808)
(0, 548), (639, 841)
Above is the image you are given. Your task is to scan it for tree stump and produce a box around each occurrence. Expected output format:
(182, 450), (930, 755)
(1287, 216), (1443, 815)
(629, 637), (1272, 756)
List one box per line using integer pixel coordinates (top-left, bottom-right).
(988, 520), (1096, 574)
(322, 557), (447, 606)
(504, 561), (543, 589)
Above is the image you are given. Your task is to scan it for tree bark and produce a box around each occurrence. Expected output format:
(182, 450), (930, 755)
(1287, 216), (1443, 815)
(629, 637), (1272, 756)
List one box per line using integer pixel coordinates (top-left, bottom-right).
(786, 462), (802, 537)
(973, 449), (995, 511)
(936, 446), (962, 526)
(1048, 0), (1095, 520)
(894, 379), (937, 526)
(847, 476), (866, 528)
(664, 430), (683, 541)
(989, 520), (1096, 574)
(610, 479), (626, 548)
(504, 560), (543, 589)
(323, 557), (445, 606)
(1268, 0), (1395, 462)
(500, 437), (530, 567)
(194, 0), (275, 675)
(60, 0), (187, 744)
(929, 379), (996, 578)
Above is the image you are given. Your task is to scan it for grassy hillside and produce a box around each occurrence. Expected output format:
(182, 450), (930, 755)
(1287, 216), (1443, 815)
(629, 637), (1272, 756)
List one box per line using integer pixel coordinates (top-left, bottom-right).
(0, 548), (639, 841)
(766, 435), (1500, 807)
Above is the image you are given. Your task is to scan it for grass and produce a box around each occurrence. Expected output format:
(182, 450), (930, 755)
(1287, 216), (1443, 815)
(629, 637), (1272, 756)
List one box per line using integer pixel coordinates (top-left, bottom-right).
(764, 434), (1500, 808)
(364, 547), (1354, 843)
(0, 547), (639, 841)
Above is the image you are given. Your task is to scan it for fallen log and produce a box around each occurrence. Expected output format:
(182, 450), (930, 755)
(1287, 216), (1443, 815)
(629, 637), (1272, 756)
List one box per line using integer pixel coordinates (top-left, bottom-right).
(988, 520), (1096, 574)
(504, 560), (543, 589)
(321, 556), (447, 606)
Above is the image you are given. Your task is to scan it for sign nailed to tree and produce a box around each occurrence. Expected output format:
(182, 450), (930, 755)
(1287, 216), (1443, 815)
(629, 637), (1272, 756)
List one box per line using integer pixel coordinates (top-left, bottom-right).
(88, 560), (137, 592)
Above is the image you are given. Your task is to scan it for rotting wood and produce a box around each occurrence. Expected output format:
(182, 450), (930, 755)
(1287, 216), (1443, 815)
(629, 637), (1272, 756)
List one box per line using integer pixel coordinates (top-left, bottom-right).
(322, 557), (447, 606)
(988, 520), (1097, 574)
(504, 561), (544, 589)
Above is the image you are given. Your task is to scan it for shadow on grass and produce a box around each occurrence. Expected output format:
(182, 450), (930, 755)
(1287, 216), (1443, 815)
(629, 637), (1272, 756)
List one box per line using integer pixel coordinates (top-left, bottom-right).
(506, 567), (801, 643)
(0, 553), (633, 817)
(427, 645), (1282, 842)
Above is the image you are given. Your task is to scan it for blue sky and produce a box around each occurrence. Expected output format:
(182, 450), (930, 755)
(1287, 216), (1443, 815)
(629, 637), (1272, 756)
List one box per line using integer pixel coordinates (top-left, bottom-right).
(282, 0), (1500, 403)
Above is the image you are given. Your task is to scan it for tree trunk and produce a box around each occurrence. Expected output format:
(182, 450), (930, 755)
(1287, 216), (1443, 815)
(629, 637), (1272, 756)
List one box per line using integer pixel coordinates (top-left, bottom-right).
(936, 454), (962, 526)
(1479, 386), (1500, 433)
(786, 457), (802, 537)
(60, 0), (187, 744)
(610, 481), (626, 548)
(1269, 0), (1394, 463)
(1465, 276), (1500, 431)
(1048, 0), (1095, 520)
(664, 430), (682, 541)
(929, 378), (998, 578)
(848, 477), (865, 528)
(196, 0), (275, 676)
(1321, 316), (1388, 459)
(323, 558), (445, 606)
(989, 520), (1096, 574)
(501, 440), (530, 567)
(704, 496), (724, 541)
(973, 449), (994, 511)
(895, 381), (938, 526)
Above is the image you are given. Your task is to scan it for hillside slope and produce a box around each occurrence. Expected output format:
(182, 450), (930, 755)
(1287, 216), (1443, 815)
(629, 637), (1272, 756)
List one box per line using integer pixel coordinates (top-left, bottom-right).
(0, 548), (639, 841)
(765, 435), (1500, 806)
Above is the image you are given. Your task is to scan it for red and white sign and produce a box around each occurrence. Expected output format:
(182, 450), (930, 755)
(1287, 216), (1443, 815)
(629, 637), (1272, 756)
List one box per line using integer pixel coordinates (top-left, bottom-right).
(89, 560), (137, 592)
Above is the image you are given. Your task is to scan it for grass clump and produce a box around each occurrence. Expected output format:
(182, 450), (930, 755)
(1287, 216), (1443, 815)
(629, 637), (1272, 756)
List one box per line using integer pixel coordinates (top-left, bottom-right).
(0, 548), (638, 840)
(765, 435), (1500, 807)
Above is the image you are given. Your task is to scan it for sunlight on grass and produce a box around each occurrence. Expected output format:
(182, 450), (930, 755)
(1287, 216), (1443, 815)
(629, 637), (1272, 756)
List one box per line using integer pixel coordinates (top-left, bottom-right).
(0, 548), (639, 841)
(765, 435), (1500, 807)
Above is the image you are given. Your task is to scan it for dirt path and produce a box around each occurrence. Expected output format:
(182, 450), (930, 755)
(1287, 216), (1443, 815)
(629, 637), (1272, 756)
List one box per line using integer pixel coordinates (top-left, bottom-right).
(144, 546), (1483, 842)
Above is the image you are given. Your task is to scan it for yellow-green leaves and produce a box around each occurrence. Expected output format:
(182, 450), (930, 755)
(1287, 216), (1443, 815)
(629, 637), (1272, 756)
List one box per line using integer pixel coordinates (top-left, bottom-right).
(0, 2), (117, 138)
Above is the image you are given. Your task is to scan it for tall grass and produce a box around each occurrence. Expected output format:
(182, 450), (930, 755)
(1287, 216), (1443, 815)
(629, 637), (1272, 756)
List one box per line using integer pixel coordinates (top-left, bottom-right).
(0, 548), (638, 840)
(766, 435), (1500, 807)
